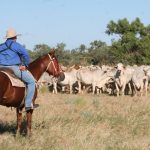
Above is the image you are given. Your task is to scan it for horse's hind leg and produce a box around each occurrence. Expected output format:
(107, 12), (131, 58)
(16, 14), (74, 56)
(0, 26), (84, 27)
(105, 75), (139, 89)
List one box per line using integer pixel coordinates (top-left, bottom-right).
(26, 109), (33, 137)
(16, 108), (23, 136)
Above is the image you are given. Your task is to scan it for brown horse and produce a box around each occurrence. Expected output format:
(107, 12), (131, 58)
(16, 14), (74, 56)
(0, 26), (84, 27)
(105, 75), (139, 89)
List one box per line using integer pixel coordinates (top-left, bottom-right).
(0, 50), (64, 136)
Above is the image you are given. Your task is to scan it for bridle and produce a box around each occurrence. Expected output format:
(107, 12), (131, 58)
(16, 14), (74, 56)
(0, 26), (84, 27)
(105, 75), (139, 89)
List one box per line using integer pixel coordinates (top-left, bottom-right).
(45, 54), (58, 76)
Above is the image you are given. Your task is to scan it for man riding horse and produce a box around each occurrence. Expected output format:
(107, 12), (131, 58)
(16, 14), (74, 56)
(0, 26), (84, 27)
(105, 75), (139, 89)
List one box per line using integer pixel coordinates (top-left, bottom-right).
(0, 28), (37, 111)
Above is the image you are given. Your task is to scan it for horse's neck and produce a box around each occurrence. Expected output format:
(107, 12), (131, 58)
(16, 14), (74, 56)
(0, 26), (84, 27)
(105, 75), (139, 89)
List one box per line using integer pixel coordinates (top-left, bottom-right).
(28, 58), (46, 81)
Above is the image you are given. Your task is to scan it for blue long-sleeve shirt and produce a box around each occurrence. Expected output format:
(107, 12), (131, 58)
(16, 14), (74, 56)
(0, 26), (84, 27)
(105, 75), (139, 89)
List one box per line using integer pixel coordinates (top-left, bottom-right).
(0, 39), (30, 66)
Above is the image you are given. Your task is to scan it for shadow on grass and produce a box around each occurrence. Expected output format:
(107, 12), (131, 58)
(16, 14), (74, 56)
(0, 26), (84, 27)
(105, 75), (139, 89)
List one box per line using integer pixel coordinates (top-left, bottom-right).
(0, 118), (28, 137)
(0, 121), (16, 135)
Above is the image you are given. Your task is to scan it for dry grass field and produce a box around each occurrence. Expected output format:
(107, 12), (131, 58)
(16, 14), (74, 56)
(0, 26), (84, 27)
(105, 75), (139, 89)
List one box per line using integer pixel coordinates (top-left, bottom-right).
(0, 88), (150, 150)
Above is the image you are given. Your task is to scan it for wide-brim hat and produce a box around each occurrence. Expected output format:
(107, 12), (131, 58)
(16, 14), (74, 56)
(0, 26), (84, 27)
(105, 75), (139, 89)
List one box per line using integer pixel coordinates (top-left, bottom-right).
(4, 28), (21, 39)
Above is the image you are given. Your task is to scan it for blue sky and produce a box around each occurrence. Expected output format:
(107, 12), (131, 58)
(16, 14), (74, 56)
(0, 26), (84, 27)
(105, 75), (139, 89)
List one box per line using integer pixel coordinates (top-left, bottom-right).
(0, 0), (149, 50)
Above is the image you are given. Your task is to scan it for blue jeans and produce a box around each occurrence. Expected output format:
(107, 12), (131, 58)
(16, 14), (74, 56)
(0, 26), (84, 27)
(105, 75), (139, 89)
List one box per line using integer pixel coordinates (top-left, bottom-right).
(0, 65), (36, 108)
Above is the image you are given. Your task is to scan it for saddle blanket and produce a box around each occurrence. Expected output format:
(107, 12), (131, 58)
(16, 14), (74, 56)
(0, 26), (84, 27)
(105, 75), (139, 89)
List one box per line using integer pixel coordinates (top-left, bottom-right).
(1, 71), (25, 87)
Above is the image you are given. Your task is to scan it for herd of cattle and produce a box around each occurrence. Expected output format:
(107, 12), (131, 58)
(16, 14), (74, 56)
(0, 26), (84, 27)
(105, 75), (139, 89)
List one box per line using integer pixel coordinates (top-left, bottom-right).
(37, 63), (150, 96)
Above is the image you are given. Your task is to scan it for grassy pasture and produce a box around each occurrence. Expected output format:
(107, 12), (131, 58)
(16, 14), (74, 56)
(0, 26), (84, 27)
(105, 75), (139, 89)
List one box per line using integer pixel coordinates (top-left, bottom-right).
(0, 90), (150, 150)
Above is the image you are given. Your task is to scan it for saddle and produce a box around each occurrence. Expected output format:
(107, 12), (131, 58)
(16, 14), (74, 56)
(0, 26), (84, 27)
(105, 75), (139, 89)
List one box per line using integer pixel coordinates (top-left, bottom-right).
(0, 67), (25, 87)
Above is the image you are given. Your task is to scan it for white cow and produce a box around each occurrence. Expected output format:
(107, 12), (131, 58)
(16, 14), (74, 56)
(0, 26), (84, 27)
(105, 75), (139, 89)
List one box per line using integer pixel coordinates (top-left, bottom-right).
(38, 72), (58, 93)
(97, 67), (117, 95)
(77, 66), (107, 94)
(114, 63), (135, 96)
(57, 68), (79, 94)
(131, 66), (148, 96)
(143, 65), (150, 82)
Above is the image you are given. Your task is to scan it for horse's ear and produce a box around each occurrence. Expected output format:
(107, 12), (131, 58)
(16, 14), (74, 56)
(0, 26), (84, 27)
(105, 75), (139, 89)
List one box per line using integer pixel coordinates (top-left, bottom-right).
(49, 48), (55, 55)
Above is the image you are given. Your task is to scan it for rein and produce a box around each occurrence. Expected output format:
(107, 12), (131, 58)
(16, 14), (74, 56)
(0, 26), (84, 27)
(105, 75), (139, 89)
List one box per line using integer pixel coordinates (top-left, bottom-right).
(45, 54), (58, 76)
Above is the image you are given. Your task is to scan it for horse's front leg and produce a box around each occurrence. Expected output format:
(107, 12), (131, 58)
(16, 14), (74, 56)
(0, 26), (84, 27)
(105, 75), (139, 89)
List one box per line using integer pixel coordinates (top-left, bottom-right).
(16, 108), (23, 136)
(26, 109), (33, 137)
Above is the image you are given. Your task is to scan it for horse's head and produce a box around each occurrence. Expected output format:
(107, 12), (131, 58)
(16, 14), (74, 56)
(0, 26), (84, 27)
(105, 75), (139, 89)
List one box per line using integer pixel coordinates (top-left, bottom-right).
(45, 50), (65, 81)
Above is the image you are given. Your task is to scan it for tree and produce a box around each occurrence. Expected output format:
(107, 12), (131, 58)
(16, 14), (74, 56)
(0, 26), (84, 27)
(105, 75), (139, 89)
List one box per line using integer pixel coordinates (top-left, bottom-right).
(33, 44), (51, 59)
(106, 18), (150, 65)
(87, 40), (110, 65)
(78, 44), (86, 53)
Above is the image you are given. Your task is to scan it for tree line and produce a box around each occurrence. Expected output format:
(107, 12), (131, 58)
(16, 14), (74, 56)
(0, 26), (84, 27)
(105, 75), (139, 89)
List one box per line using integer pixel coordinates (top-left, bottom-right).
(27, 18), (150, 66)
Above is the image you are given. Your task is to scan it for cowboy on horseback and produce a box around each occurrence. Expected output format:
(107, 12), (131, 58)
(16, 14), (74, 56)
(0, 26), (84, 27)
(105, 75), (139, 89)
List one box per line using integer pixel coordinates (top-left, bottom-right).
(0, 28), (37, 111)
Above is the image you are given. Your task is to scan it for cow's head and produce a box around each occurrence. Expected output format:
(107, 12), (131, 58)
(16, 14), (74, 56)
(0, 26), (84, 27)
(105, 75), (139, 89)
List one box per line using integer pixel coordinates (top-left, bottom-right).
(115, 63), (125, 77)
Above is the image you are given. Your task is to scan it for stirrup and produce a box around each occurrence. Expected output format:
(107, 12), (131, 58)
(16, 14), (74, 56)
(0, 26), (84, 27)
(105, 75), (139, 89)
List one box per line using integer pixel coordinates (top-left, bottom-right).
(25, 104), (39, 111)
